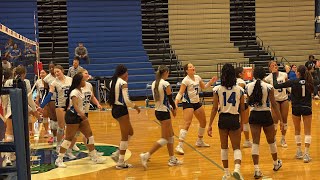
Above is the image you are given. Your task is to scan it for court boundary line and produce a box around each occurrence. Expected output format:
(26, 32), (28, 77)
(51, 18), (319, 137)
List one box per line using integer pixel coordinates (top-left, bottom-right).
(153, 119), (224, 171)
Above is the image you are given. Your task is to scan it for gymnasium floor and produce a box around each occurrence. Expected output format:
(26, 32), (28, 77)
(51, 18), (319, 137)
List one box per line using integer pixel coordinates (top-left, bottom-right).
(31, 100), (320, 180)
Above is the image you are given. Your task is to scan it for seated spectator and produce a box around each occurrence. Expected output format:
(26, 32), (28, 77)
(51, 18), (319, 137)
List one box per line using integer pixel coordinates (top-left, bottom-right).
(24, 43), (36, 66)
(5, 38), (14, 57)
(9, 43), (22, 67)
(67, 56), (83, 78)
(305, 55), (316, 67)
(75, 42), (90, 64)
(2, 56), (12, 69)
(285, 64), (297, 80)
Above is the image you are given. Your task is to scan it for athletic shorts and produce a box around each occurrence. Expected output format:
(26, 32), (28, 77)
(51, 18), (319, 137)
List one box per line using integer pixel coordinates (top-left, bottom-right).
(249, 111), (274, 127)
(276, 99), (288, 105)
(292, 106), (312, 116)
(155, 111), (170, 121)
(182, 102), (202, 111)
(112, 104), (128, 119)
(55, 106), (66, 109)
(65, 109), (83, 124)
(218, 113), (240, 131)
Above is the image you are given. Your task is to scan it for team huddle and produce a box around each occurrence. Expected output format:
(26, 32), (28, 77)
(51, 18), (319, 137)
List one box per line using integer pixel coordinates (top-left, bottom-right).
(1, 60), (313, 180)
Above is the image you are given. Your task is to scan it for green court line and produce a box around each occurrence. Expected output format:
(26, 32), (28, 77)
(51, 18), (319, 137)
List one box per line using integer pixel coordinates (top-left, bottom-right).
(153, 120), (224, 171)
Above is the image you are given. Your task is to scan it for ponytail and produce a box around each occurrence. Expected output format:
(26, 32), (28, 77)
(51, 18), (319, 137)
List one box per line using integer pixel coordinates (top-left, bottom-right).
(248, 79), (263, 107)
(249, 66), (266, 107)
(298, 65), (314, 93)
(154, 65), (169, 101)
(107, 64), (128, 106)
(65, 73), (83, 111)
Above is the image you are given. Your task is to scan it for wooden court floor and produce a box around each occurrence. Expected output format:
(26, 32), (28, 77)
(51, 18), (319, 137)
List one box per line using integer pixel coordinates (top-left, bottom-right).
(52, 100), (320, 180)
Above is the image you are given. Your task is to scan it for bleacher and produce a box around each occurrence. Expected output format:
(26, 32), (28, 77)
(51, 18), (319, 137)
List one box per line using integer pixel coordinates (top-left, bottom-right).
(0, 0), (38, 82)
(67, 0), (153, 97)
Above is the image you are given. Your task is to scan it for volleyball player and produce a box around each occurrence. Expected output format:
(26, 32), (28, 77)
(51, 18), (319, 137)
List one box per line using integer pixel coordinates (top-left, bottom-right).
(271, 65), (313, 163)
(55, 73), (105, 168)
(40, 65), (77, 157)
(265, 61), (289, 148)
(43, 62), (58, 144)
(235, 67), (252, 148)
(175, 63), (217, 155)
(140, 65), (181, 170)
(35, 69), (50, 137)
(208, 64), (244, 180)
(2, 66), (41, 166)
(247, 66), (283, 178)
(108, 64), (140, 169)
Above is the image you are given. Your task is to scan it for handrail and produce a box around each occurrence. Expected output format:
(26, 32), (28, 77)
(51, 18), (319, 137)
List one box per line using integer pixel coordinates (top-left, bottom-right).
(279, 56), (291, 66)
(266, 45), (276, 58)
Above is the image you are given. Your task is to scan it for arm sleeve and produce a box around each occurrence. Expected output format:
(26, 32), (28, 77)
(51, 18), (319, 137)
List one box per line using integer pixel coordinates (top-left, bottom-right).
(40, 92), (53, 108)
(122, 88), (135, 108)
(167, 94), (176, 109)
(272, 73), (293, 89)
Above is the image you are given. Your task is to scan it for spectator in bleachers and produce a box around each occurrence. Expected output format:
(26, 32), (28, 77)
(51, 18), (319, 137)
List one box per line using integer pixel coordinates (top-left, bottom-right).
(285, 64), (297, 80)
(8, 43), (21, 67)
(67, 56), (83, 78)
(305, 55), (316, 68)
(75, 42), (90, 64)
(24, 43), (36, 66)
(5, 38), (14, 56)
(2, 56), (12, 69)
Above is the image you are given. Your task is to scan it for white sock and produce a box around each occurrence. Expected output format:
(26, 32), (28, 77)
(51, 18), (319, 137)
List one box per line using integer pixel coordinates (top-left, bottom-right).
(119, 154), (125, 163)
(145, 152), (150, 159)
(305, 147), (310, 154)
(273, 160), (278, 165)
(282, 135), (285, 139)
(178, 142), (184, 147)
(54, 136), (57, 142)
(170, 156), (176, 161)
(58, 153), (64, 159)
(254, 164), (260, 171)
(224, 168), (229, 175)
(297, 146), (302, 151)
(234, 164), (241, 172)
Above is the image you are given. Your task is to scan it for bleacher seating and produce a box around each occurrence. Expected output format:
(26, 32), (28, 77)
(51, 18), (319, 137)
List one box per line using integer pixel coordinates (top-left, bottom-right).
(168, 0), (249, 79)
(67, 0), (153, 97)
(0, 0), (37, 82)
(256, 0), (320, 65)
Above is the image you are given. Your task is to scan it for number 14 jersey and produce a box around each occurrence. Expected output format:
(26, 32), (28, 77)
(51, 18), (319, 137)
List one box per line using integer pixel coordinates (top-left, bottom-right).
(213, 85), (244, 115)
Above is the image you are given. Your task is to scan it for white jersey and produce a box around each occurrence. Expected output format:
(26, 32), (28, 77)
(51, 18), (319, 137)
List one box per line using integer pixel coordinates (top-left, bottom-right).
(181, 75), (202, 103)
(82, 82), (93, 113)
(213, 85), (244, 115)
(265, 72), (288, 101)
(3, 79), (36, 118)
(43, 73), (56, 100)
(114, 78), (128, 106)
(152, 79), (170, 112)
(69, 88), (85, 114)
(35, 79), (45, 99)
(236, 78), (246, 86)
(51, 76), (72, 107)
(246, 81), (273, 111)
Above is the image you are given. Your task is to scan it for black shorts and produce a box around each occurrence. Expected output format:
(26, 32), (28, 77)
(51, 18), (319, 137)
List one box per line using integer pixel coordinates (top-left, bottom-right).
(65, 109), (83, 124)
(292, 106), (312, 116)
(182, 102), (202, 111)
(249, 111), (274, 127)
(155, 111), (171, 121)
(55, 106), (66, 109)
(112, 104), (128, 119)
(276, 99), (288, 105)
(218, 113), (240, 130)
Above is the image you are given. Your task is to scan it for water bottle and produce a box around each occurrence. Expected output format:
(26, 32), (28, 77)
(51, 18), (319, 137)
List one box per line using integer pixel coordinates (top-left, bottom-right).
(145, 98), (149, 107)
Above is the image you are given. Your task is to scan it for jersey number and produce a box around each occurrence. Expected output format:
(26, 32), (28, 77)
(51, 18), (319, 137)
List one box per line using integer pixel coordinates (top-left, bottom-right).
(302, 85), (305, 97)
(195, 87), (199, 95)
(64, 89), (69, 98)
(223, 92), (236, 106)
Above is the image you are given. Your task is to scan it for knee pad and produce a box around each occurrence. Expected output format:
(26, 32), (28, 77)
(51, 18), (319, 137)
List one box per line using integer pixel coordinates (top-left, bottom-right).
(43, 117), (49, 123)
(60, 140), (71, 150)
(157, 138), (168, 146)
(221, 149), (228, 161)
(57, 127), (64, 135)
(86, 136), (95, 145)
(179, 129), (188, 141)
(295, 135), (301, 144)
(234, 149), (242, 161)
(50, 121), (58, 130)
(198, 127), (205, 136)
(5, 135), (14, 142)
(283, 123), (288, 131)
(243, 123), (250, 132)
(305, 135), (312, 144)
(269, 142), (277, 154)
(75, 131), (81, 137)
(119, 141), (128, 150)
(251, 143), (259, 155)
(168, 136), (174, 144)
